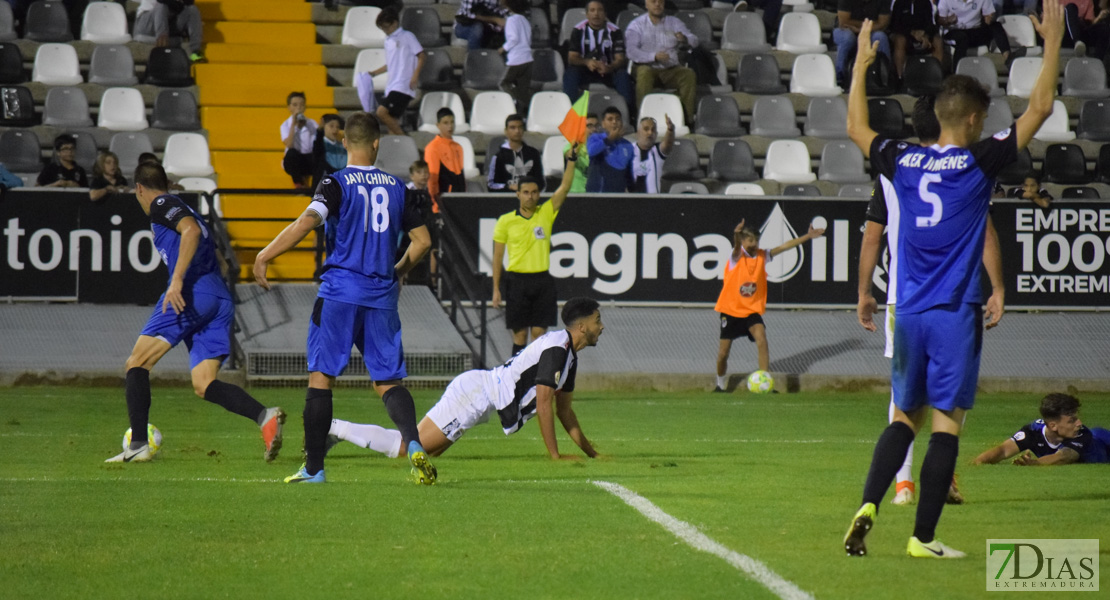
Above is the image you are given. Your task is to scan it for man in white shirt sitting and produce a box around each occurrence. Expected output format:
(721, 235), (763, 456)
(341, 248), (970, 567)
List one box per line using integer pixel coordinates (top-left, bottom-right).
(938, 0), (1017, 65)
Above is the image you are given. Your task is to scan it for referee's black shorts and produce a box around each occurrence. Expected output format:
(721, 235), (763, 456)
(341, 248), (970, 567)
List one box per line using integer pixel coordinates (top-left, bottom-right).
(719, 312), (765, 342)
(502, 271), (557, 331)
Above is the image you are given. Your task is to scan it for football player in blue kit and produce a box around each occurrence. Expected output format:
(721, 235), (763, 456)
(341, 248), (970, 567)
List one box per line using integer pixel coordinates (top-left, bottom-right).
(107, 163), (286, 464)
(973, 394), (1110, 466)
(841, 2), (1065, 559)
(253, 112), (436, 485)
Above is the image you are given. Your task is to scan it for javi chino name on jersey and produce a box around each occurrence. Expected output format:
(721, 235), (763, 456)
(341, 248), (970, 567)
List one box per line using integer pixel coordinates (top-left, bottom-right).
(897, 154), (969, 171)
(341, 171), (398, 186)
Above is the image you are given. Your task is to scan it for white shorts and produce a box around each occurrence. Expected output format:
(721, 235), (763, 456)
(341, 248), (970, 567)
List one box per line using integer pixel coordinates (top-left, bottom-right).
(426, 370), (496, 442)
(884, 304), (895, 359)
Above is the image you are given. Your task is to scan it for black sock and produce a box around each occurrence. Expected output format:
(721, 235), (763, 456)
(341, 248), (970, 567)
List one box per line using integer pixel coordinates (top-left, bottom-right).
(203, 380), (267, 423)
(861, 421), (916, 510)
(125, 367), (151, 449)
(511, 343), (525, 355)
(304, 388), (333, 475)
(381, 386), (420, 449)
(914, 432), (959, 543)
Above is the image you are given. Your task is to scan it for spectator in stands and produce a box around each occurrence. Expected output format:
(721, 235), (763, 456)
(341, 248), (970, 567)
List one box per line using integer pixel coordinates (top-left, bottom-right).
(624, 0), (699, 124)
(1063, 0), (1110, 60)
(488, 114), (545, 193)
(366, 7), (424, 136)
(937, 0), (1017, 66)
(565, 1), (636, 114)
(134, 0), (206, 63)
(453, 0), (508, 50)
(280, 92), (317, 188)
(1011, 176), (1054, 209)
(423, 107), (466, 209)
(37, 134), (88, 189)
(564, 113), (599, 193)
(313, 114), (347, 185)
(630, 115), (674, 194)
(889, 0), (944, 79)
(489, 0), (533, 114)
(834, 0), (892, 89)
(89, 151), (129, 203)
(586, 106), (634, 193)
(406, 160), (439, 281)
(0, 163), (23, 193)
(731, 1), (785, 45)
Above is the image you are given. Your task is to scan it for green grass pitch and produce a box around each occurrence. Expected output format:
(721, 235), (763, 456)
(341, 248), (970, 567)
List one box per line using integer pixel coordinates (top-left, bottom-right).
(1, 386), (1107, 599)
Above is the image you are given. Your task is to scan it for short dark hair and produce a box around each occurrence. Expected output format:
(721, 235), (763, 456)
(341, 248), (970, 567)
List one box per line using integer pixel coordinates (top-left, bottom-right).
(561, 297), (600, 327)
(436, 107), (455, 122)
(410, 160), (429, 173)
(935, 75), (990, 126)
(321, 113), (344, 128)
(138, 152), (160, 166)
(505, 113), (525, 128)
(912, 96), (941, 143)
(344, 111), (381, 148)
(586, 113), (599, 120)
(516, 176), (541, 191)
(603, 106), (623, 121)
(54, 134), (76, 152)
(376, 6), (399, 28)
(134, 162), (169, 192)
(1040, 393), (1081, 421)
(286, 91), (306, 106)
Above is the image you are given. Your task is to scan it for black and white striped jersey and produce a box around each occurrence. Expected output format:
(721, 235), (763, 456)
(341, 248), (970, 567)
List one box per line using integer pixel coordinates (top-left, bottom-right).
(489, 329), (578, 435)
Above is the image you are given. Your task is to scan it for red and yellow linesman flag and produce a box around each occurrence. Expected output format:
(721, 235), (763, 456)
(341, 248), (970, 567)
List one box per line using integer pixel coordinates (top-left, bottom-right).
(558, 91), (590, 144)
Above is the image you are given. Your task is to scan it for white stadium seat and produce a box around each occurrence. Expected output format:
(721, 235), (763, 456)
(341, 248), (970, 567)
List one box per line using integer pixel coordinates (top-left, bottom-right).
(526, 92), (572, 136)
(1006, 57), (1043, 98)
(109, 132), (154, 175)
(469, 91), (517, 135)
(342, 7), (386, 48)
(81, 1), (130, 44)
(163, 133), (215, 177)
(98, 87), (148, 131)
(32, 43), (82, 85)
(418, 91), (470, 134)
(1034, 100), (1075, 143)
(723, 182), (765, 196)
(790, 54), (841, 97)
(541, 136), (567, 177)
(776, 13), (826, 54)
(454, 135), (480, 179)
(763, 140), (816, 183)
(639, 93), (690, 136)
(353, 48), (389, 91)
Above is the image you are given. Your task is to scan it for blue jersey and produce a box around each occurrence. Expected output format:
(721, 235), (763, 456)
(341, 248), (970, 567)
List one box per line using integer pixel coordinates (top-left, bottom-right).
(870, 127), (1017, 314)
(1012, 420), (1106, 463)
(308, 165), (424, 309)
(149, 194), (229, 299)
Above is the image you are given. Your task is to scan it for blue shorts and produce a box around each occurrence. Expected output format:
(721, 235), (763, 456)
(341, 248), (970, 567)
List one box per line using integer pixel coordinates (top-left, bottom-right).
(1085, 427), (1110, 463)
(140, 291), (233, 369)
(306, 297), (407, 381)
(891, 303), (982, 413)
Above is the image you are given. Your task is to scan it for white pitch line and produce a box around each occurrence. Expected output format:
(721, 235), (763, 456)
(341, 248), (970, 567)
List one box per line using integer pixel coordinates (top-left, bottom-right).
(593, 480), (815, 600)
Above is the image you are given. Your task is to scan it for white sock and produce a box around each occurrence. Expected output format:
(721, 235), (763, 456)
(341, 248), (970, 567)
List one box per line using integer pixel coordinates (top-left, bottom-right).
(716, 374), (726, 389)
(889, 397), (914, 485)
(334, 419), (403, 458)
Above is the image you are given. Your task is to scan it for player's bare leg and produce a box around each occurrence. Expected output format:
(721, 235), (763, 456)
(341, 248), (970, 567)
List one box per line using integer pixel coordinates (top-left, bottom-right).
(375, 105), (405, 136)
(416, 417), (454, 457)
(192, 358), (283, 461)
(530, 326), (546, 344)
(511, 328), (529, 355)
(750, 323), (770, 372)
(107, 336), (173, 462)
(715, 339), (732, 391)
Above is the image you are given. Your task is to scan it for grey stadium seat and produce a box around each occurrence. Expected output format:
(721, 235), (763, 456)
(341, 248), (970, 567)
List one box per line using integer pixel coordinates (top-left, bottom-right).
(955, 57), (1003, 97)
(42, 86), (93, 128)
(25, 1), (73, 42)
(66, 130), (99, 171)
(708, 139), (757, 182)
(750, 96), (800, 138)
(463, 50), (507, 90)
(484, 135), (506, 175)
(401, 7), (443, 48)
(721, 12), (769, 52)
(529, 7), (551, 49)
(588, 92), (632, 133)
(419, 48), (457, 91)
(735, 53), (785, 95)
(531, 48), (564, 92)
(669, 181), (710, 194)
(88, 45), (138, 86)
(839, 183), (873, 197)
(151, 89), (200, 131)
(694, 95), (744, 137)
(661, 138), (703, 181)
(0, 129), (43, 172)
(1060, 186), (1100, 199)
(1061, 57), (1110, 99)
(0, 2), (16, 42)
(783, 184), (822, 197)
(804, 97), (848, 139)
(981, 98), (1013, 139)
(374, 136), (421, 179)
(1077, 100), (1110, 141)
(675, 11), (715, 51)
(818, 141), (870, 184)
(109, 132), (154, 176)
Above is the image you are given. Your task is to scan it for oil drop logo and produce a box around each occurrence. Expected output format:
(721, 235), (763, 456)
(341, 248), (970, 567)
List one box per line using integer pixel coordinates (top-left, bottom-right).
(760, 203), (803, 283)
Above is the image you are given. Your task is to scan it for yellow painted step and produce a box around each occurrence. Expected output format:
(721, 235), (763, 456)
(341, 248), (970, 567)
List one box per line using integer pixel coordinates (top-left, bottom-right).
(212, 151), (287, 177)
(216, 171), (298, 189)
(199, 85), (334, 107)
(198, 1), (310, 22)
(227, 222), (318, 243)
(202, 106), (337, 135)
(195, 64), (327, 89)
(205, 43), (322, 64)
(221, 195), (311, 219)
(202, 22), (317, 45)
(236, 251), (318, 282)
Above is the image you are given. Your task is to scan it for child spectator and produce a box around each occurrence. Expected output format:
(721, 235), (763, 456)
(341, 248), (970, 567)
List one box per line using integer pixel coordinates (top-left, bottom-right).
(423, 107), (467, 210)
(367, 7), (425, 136)
(490, 0), (534, 113)
(1011, 176), (1053, 209)
(280, 91), (317, 188)
(37, 134), (88, 188)
(407, 160), (439, 282)
(313, 113), (347, 183)
(488, 114), (544, 192)
(89, 151), (129, 202)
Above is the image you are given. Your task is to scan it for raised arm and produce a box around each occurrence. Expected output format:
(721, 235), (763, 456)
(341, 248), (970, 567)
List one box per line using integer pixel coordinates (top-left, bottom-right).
(660, 114), (676, 156)
(769, 224), (825, 257)
(982, 216), (1005, 330)
(253, 209), (321, 290)
(1015, 0), (1064, 150)
(857, 221), (884, 332)
(163, 216), (201, 315)
(547, 146), (580, 213)
(847, 19), (880, 157)
(555, 391), (598, 458)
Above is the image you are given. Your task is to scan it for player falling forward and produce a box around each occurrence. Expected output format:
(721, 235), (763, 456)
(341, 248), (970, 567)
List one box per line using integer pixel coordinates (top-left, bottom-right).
(107, 163), (285, 463)
(253, 112), (435, 484)
(327, 297), (604, 466)
(842, 3), (1064, 559)
(973, 393), (1110, 466)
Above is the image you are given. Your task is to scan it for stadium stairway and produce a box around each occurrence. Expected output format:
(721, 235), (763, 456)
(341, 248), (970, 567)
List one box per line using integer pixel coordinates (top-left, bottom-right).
(195, 0), (335, 281)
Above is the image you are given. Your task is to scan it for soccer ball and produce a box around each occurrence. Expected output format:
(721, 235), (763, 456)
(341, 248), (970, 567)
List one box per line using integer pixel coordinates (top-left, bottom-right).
(747, 370), (774, 394)
(122, 424), (162, 455)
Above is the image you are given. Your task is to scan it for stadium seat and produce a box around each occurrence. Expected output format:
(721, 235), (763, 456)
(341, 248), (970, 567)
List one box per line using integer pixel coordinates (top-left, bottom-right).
(750, 96), (800, 138)
(819, 141), (869, 183)
(902, 56), (944, 97)
(1006, 57), (1042, 98)
(708, 139), (757, 182)
(66, 130), (98, 172)
(24, 1), (73, 42)
(177, 177), (220, 216)
(530, 7), (551, 49)
(839, 183), (872, 197)
(470, 91), (517, 135)
(997, 148), (1033, 184)
(865, 53), (897, 96)
(640, 94), (689, 136)
(868, 98), (905, 138)
(764, 140), (816, 183)
(776, 13), (826, 54)
(695, 95), (744, 137)
(152, 89), (200, 131)
(955, 57), (1003, 97)
(527, 92), (572, 135)
(98, 88), (149, 131)
(0, 43), (23, 83)
(1060, 186), (1100, 199)
(32, 43), (82, 86)
(721, 12), (769, 52)
(660, 138), (703, 180)
(783, 184), (822, 197)
(669, 182), (709, 194)
(401, 7), (443, 48)
(417, 91), (469, 133)
(804, 97), (848, 139)
(1034, 100), (1075, 142)
(675, 11), (715, 50)
(145, 48), (193, 87)
(1061, 58), (1110, 99)
(0, 129), (42, 173)
(42, 86), (92, 128)
(353, 48), (389, 91)
(1041, 143), (1088, 184)
(541, 136), (566, 177)
(790, 53), (841, 97)
(723, 182), (765, 196)
(1077, 100), (1110, 141)
(999, 15), (1040, 56)
(462, 50), (507, 90)
(418, 48), (456, 91)
(735, 53), (785, 94)
(81, 1), (130, 44)
(163, 133), (214, 178)
(453, 135), (480, 179)
(616, 7), (644, 31)
(0, 2), (15, 42)
(1098, 145), (1110, 183)
(0, 86), (35, 126)
(374, 135), (421, 177)
(531, 48), (565, 92)
(342, 7), (386, 48)
(558, 9), (587, 46)
(981, 98), (1013, 139)
(109, 132), (153, 175)
(588, 91), (632, 132)
(707, 53), (731, 95)
(88, 45), (138, 86)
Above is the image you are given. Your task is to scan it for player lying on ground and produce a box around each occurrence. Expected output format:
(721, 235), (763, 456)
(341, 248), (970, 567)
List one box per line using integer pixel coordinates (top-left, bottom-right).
(973, 393), (1110, 466)
(108, 163), (284, 464)
(327, 297), (604, 465)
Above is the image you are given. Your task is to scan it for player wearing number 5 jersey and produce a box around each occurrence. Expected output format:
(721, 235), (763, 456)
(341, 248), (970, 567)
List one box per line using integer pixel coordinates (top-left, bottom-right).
(253, 112), (437, 485)
(842, 4), (1065, 560)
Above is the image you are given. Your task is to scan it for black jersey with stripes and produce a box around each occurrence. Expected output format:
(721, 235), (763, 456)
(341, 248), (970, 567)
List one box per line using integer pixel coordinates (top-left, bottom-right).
(489, 329), (578, 434)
